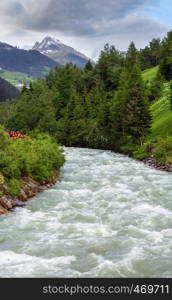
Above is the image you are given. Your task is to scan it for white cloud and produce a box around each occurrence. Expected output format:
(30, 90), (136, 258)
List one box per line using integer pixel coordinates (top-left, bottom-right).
(0, 0), (169, 58)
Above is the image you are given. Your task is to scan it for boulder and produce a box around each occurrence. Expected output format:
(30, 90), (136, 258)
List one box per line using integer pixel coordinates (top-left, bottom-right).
(0, 204), (8, 215)
(0, 197), (13, 210)
(19, 189), (27, 202)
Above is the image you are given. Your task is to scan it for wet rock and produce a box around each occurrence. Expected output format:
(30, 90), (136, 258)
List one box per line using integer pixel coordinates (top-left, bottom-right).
(11, 198), (25, 207)
(0, 197), (13, 210)
(143, 157), (172, 172)
(168, 164), (172, 172)
(27, 191), (37, 199)
(19, 189), (27, 202)
(0, 204), (8, 215)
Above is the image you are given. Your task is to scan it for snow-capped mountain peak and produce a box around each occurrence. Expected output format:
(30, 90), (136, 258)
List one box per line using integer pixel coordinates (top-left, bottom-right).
(32, 36), (92, 68)
(32, 36), (62, 52)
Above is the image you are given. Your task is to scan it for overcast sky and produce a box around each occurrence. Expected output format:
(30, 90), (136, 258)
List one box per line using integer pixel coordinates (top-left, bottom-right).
(0, 0), (171, 60)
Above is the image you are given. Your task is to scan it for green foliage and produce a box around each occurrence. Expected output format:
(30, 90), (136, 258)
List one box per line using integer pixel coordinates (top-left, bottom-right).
(142, 66), (159, 82)
(135, 138), (172, 163)
(150, 83), (172, 139)
(109, 43), (151, 151)
(7, 79), (58, 135)
(95, 43), (124, 91)
(170, 81), (172, 109)
(160, 31), (172, 80)
(133, 141), (152, 160)
(7, 179), (22, 196)
(0, 173), (5, 184)
(139, 38), (163, 70)
(0, 126), (64, 196)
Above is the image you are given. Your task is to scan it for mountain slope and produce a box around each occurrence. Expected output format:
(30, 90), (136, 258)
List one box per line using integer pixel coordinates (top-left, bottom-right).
(142, 66), (159, 82)
(0, 77), (20, 102)
(150, 83), (172, 138)
(32, 36), (90, 68)
(0, 69), (34, 87)
(0, 41), (60, 78)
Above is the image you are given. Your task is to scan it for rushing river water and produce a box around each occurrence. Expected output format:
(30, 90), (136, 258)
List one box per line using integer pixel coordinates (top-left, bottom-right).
(0, 147), (172, 278)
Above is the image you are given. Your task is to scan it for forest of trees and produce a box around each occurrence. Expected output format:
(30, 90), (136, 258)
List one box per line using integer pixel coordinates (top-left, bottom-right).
(1, 31), (172, 155)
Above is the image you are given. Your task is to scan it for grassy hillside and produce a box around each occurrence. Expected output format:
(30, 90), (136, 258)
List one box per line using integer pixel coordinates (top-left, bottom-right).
(150, 83), (172, 139)
(135, 81), (172, 163)
(142, 66), (159, 82)
(0, 69), (34, 87)
(141, 66), (172, 139)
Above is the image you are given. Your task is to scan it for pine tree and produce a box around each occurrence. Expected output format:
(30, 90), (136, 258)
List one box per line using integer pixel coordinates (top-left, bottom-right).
(96, 43), (124, 91)
(123, 63), (151, 145)
(160, 31), (172, 80)
(84, 60), (93, 72)
(110, 43), (151, 151)
(109, 70), (129, 149)
(126, 42), (138, 72)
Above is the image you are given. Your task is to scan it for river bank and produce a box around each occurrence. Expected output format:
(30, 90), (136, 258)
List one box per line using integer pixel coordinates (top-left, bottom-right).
(143, 157), (172, 172)
(0, 172), (60, 215)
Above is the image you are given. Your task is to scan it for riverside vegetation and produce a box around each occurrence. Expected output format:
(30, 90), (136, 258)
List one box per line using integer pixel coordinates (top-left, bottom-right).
(0, 127), (64, 213)
(1, 31), (172, 211)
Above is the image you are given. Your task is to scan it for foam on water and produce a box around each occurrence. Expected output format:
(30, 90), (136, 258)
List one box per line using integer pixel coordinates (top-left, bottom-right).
(0, 147), (172, 277)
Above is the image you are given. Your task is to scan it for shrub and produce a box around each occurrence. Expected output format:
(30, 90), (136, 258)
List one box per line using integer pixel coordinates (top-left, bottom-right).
(0, 126), (65, 195)
(7, 179), (22, 196)
(134, 137), (172, 163)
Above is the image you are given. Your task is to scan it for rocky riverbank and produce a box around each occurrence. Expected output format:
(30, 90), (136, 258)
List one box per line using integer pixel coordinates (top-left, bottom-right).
(143, 157), (172, 172)
(0, 173), (59, 215)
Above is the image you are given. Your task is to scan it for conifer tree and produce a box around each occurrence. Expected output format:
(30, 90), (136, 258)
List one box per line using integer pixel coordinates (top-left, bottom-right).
(160, 31), (172, 80)
(126, 42), (138, 71)
(110, 43), (151, 150)
(84, 60), (93, 72)
(123, 63), (151, 145)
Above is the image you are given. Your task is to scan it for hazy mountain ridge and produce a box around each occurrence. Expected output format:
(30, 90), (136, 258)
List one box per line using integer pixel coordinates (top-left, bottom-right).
(0, 41), (60, 78)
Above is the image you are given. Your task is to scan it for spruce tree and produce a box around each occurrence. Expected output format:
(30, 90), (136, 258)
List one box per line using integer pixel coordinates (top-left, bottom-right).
(123, 63), (151, 145)
(110, 43), (151, 151)
(126, 42), (138, 72)
(160, 31), (172, 80)
(84, 60), (93, 72)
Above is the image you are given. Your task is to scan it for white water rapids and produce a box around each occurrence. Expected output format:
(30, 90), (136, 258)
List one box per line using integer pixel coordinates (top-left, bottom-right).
(0, 147), (172, 278)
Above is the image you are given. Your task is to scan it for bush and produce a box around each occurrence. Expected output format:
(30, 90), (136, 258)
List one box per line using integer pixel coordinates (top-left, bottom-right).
(0, 126), (65, 195)
(7, 179), (22, 196)
(134, 137), (172, 163)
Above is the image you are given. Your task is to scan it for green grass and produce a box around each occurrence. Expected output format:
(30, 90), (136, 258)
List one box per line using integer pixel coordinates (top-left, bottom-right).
(0, 69), (34, 87)
(134, 82), (172, 162)
(149, 83), (172, 139)
(142, 66), (159, 82)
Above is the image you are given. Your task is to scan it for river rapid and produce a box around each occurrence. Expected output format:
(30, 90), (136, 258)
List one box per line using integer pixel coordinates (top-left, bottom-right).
(0, 147), (172, 277)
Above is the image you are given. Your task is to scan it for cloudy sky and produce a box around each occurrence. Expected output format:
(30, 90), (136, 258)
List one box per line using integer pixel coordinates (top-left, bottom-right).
(0, 0), (171, 59)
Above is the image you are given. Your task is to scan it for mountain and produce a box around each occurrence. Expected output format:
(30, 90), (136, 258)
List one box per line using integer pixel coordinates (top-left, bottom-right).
(0, 41), (60, 78)
(0, 77), (20, 102)
(32, 36), (91, 68)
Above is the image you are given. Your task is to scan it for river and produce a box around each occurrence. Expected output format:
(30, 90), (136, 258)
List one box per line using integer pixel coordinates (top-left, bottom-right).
(0, 147), (172, 277)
